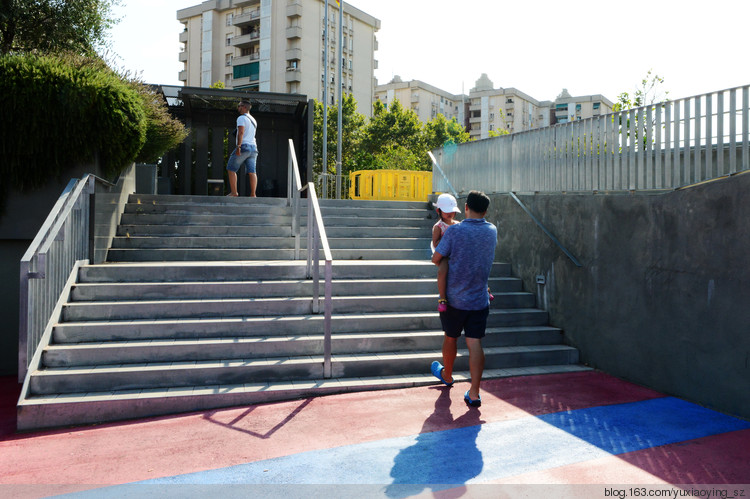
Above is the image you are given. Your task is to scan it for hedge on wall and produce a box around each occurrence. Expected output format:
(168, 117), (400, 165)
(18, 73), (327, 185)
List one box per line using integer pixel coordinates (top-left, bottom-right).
(0, 53), (147, 191)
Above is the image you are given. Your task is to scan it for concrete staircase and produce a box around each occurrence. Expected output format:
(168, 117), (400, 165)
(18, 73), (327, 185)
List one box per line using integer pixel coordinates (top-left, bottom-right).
(17, 195), (586, 430)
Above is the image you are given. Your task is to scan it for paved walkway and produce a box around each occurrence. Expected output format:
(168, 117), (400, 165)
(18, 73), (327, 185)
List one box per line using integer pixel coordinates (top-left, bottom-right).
(1, 371), (748, 498)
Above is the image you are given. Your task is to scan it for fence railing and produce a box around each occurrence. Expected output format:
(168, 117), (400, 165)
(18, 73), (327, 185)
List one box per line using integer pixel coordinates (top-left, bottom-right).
(17, 166), (135, 381)
(288, 140), (333, 377)
(433, 84), (750, 194)
(315, 173), (350, 200)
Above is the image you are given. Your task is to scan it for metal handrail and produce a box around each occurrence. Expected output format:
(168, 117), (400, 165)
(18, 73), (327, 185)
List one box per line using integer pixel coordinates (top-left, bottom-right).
(509, 192), (582, 267)
(18, 168), (135, 381)
(428, 151), (459, 197)
(288, 139), (334, 378)
(18, 177), (91, 381)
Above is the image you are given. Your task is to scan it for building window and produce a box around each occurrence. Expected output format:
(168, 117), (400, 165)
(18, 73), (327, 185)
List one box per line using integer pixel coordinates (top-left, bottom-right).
(593, 102), (601, 110)
(225, 54), (232, 66)
(506, 98), (513, 103)
(226, 14), (233, 26)
(226, 35), (233, 46)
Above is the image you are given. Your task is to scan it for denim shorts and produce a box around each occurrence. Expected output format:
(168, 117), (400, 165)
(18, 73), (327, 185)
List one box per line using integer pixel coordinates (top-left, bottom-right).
(226, 144), (258, 174)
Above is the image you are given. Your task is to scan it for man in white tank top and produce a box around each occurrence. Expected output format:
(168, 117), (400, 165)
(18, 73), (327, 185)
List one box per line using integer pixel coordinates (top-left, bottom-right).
(226, 100), (259, 196)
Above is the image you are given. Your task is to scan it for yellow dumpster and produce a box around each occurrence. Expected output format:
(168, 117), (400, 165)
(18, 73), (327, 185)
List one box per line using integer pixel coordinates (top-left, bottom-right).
(349, 170), (432, 202)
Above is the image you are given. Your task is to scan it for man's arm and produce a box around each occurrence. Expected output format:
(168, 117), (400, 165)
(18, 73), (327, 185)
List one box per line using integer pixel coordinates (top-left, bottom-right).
(236, 125), (245, 152)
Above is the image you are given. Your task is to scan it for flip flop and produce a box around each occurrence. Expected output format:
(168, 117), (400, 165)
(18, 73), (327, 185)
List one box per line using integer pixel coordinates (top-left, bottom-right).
(464, 390), (481, 407)
(430, 361), (453, 387)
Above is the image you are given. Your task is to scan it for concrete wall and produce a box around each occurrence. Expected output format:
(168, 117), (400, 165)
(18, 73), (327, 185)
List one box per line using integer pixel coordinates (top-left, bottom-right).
(476, 171), (750, 419)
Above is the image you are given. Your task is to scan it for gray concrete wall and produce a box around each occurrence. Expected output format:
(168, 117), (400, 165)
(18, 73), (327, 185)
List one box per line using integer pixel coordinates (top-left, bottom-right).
(476, 172), (750, 419)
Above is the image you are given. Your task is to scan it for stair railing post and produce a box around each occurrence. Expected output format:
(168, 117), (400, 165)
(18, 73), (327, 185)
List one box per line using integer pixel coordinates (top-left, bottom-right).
(323, 259), (332, 378)
(312, 217), (320, 314)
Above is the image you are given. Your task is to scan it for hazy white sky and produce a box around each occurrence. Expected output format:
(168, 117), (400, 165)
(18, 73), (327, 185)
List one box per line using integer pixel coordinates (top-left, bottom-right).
(108, 0), (750, 104)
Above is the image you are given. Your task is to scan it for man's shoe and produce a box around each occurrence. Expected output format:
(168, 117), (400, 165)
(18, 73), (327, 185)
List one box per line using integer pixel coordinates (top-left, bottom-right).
(431, 361), (453, 387)
(464, 390), (481, 407)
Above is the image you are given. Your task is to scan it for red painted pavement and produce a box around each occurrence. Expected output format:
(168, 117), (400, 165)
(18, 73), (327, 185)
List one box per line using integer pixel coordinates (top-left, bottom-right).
(1, 371), (747, 489)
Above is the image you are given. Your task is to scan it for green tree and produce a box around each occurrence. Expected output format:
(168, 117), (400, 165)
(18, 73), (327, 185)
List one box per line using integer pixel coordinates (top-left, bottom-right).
(0, 0), (121, 55)
(613, 69), (669, 111)
(369, 144), (425, 171)
(360, 99), (424, 165)
(488, 128), (510, 138)
(424, 113), (471, 152)
(612, 70), (670, 149)
(313, 93), (367, 175)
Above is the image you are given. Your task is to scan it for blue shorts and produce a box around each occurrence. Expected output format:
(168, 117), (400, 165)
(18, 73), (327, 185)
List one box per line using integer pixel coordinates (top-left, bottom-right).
(439, 305), (489, 339)
(226, 144), (258, 174)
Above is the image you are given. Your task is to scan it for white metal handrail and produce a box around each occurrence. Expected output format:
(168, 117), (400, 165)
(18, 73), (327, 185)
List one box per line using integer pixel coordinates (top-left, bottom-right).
(434, 84), (750, 195)
(288, 139), (334, 377)
(428, 151), (458, 197)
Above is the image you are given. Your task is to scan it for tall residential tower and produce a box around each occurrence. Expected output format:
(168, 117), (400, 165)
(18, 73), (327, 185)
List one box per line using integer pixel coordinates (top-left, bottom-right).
(177, 0), (380, 115)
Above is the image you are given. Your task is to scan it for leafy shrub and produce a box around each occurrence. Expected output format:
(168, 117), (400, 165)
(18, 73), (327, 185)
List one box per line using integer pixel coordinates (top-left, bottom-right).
(0, 53), (147, 190)
(130, 81), (188, 164)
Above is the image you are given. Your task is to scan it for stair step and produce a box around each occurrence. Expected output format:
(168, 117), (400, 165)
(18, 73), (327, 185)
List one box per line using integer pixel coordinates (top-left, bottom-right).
(106, 248), (433, 262)
(43, 326), (564, 366)
(17, 365), (593, 431)
(110, 236), (431, 250)
(69, 277), (522, 301)
(61, 293), (537, 321)
(29, 345), (580, 395)
(52, 309), (550, 343)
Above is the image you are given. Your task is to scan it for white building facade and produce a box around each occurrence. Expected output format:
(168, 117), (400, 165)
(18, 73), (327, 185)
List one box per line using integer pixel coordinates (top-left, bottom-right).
(467, 74), (614, 140)
(374, 76), (465, 125)
(177, 0), (380, 115)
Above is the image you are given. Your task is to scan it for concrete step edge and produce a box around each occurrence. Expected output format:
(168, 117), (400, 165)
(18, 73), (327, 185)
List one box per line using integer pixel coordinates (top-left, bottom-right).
(16, 366), (593, 431)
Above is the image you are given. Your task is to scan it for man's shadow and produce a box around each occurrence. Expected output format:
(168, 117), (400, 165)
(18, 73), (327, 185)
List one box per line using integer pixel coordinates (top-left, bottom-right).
(385, 387), (485, 498)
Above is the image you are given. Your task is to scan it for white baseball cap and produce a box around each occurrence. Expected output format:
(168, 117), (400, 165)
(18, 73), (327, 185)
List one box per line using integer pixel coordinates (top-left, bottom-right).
(434, 193), (461, 214)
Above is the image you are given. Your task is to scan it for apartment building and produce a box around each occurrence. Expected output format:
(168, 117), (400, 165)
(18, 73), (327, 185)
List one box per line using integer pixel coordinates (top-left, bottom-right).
(177, 0), (380, 115)
(374, 76), (465, 125)
(551, 88), (614, 124)
(467, 74), (614, 140)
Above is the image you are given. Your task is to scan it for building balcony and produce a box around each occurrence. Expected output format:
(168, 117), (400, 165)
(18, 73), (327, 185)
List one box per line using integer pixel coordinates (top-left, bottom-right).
(285, 48), (302, 60)
(285, 69), (302, 82)
(233, 9), (260, 27)
(286, 2), (303, 17)
(233, 53), (260, 65)
(178, 70), (187, 81)
(233, 32), (260, 48)
(469, 116), (481, 124)
(286, 26), (302, 39)
(178, 51), (188, 62)
(179, 30), (188, 43)
(233, 75), (260, 87)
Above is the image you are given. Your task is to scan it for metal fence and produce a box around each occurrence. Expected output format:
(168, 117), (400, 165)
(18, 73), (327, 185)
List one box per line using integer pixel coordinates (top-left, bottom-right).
(433, 85), (750, 194)
(315, 173), (350, 200)
(18, 167), (135, 381)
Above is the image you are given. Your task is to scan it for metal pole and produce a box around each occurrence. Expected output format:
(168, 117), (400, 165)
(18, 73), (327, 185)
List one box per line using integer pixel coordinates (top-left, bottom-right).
(322, 0), (328, 179)
(336, 1), (343, 199)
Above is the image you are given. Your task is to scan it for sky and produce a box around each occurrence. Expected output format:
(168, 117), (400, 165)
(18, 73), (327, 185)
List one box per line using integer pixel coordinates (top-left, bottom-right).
(107, 0), (750, 104)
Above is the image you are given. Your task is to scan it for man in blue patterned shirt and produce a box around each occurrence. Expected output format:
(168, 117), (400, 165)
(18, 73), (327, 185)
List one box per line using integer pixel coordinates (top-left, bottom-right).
(430, 190), (497, 408)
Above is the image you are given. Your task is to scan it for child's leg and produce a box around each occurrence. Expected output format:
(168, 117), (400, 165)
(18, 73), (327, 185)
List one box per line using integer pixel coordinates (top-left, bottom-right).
(437, 259), (448, 312)
(437, 259), (448, 299)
